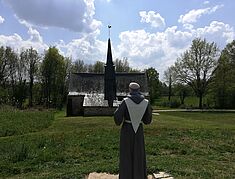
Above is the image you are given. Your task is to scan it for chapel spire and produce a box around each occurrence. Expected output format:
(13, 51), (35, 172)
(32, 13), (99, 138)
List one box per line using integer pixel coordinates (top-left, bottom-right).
(106, 38), (114, 65)
(104, 25), (116, 107)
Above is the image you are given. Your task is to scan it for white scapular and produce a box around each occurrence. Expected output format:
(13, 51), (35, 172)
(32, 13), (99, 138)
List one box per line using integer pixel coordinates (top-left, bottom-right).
(124, 98), (148, 133)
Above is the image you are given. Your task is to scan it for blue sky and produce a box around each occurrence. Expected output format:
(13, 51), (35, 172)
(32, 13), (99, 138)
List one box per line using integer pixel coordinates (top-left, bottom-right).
(0, 0), (234, 78)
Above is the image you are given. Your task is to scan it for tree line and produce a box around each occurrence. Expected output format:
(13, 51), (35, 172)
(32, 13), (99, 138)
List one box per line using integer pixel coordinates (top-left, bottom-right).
(163, 38), (235, 109)
(0, 38), (234, 109)
(0, 46), (141, 109)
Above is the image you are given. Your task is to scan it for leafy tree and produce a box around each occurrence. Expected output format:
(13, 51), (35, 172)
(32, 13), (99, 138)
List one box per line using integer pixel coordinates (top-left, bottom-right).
(174, 83), (190, 105)
(14, 79), (27, 109)
(145, 67), (160, 104)
(93, 61), (105, 73)
(21, 47), (40, 107)
(0, 47), (28, 108)
(0, 46), (9, 104)
(115, 58), (130, 72)
(14, 50), (28, 108)
(0, 46), (28, 107)
(158, 82), (168, 97)
(87, 64), (94, 72)
(0, 46), (8, 87)
(5, 47), (18, 105)
(71, 59), (87, 73)
(173, 38), (219, 108)
(212, 40), (235, 108)
(41, 47), (67, 108)
(164, 66), (176, 101)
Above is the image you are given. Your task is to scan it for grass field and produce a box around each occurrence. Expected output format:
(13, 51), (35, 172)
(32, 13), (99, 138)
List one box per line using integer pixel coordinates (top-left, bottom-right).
(0, 109), (234, 178)
(0, 108), (54, 137)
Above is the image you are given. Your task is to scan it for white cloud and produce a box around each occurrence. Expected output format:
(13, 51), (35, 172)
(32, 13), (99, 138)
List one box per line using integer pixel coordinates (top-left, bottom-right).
(183, 23), (194, 30)
(117, 21), (234, 79)
(5, 19), (232, 78)
(1, 7), (234, 80)
(139, 11), (165, 28)
(28, 27), (43, 43)
(117, 28), (190, 77)
(0, 33), (48, 53)
(194, 21), (235, 44)
(18, 19), (43, 43)
(1, 20), (233, 79)
(203, 1), (210, 5)
(165, 26), (192, 48)
(0, 16), (5, 24)
(97, 0), (111, 3)
(0, 29), (106, 64)
(4, 0), (101, 33)
(56, 33), (107, 64)
(0, 17), (47, 53)
(178, 5), (224, 24)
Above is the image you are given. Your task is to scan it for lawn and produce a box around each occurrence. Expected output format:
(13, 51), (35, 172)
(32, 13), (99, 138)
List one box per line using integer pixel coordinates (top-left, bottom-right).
(0, 109), (234, 178)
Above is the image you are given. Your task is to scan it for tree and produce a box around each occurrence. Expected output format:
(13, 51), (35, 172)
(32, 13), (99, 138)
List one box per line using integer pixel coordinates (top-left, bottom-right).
(14, 50), (28, 108)
(145, 67), (160, 104)
(174, 83), (190, 105)
(5, 47), (18, 106)
(158, 81), (168, 97)
(93, 61), (105, 73)
(41, 47), (67, 108)
(0, 46), (28, 107)
(164, 66), (176, 101)
(0, 46), (8, 87)
(21, 47), (40, 107)
(173, 38), (219, 108)
(0, 47), (8, 104)
(212, 40), (235, 108)
(87, 64), (94, 72)
(71, 59), (87, 73)
(115, 58), (130, 72)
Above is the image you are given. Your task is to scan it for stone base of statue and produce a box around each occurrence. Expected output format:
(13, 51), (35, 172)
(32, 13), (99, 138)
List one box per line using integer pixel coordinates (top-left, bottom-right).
(85, 172), (173, 179)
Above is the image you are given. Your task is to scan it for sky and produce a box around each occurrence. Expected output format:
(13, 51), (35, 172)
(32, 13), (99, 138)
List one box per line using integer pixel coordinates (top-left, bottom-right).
(0, 0), (234, 79)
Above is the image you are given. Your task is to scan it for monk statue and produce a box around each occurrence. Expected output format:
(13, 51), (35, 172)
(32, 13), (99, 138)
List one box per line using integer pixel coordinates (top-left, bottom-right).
(114, 82), (152, 179)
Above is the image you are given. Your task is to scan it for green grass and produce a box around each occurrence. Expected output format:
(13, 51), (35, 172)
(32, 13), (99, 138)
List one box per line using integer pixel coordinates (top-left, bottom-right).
(0, 110), (235, 178)
(0, 108), (54, 137)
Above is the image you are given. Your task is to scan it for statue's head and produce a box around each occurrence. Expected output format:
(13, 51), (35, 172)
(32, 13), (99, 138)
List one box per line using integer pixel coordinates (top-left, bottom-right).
(129, 82), (140, 93)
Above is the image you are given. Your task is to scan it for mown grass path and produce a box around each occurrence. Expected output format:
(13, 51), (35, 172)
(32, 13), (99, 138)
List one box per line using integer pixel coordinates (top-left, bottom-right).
(0, 110), (234, 178)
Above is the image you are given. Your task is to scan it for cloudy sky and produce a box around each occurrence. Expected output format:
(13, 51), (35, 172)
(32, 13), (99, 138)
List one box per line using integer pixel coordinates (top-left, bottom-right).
(0, 0), (234, 78)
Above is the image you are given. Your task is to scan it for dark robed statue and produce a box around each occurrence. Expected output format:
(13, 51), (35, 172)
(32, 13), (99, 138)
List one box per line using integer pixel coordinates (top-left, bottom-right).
(114, 82), (152, 179)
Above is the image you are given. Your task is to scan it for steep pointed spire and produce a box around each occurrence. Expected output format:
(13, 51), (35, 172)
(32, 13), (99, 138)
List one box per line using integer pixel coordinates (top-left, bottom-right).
(104, 37), (116, 107)
(106, 38), (114, 65)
